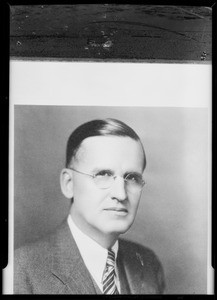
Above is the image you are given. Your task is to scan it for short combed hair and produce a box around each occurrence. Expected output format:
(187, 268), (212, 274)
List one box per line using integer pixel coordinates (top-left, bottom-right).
(66, 118), (146, 169)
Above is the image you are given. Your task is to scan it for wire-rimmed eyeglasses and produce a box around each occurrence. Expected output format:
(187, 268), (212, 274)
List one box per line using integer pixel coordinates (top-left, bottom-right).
(68, 167), (145, 192)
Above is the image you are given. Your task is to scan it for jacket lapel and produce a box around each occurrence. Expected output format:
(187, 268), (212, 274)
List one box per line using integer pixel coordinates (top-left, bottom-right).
(118, 239), (160, 294)
(118, 240), (143, 294)
(50, 220), (96, 294)
(117, 251), (131, 294)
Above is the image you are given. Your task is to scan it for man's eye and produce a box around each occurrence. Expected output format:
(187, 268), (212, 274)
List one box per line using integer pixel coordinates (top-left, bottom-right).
(95, 170), (113, 177)
(126, 173), (141, 182)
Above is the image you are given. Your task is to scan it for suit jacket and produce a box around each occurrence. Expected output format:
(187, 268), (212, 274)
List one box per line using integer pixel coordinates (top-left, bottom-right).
(14, 220), (165, 294)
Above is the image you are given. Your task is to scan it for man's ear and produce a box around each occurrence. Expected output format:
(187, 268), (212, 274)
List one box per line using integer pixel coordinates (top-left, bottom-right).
(60, 168), (74, 199)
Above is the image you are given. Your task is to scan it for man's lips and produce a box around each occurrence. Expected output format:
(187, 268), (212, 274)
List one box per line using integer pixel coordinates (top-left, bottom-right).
(104, 207), (128, 213)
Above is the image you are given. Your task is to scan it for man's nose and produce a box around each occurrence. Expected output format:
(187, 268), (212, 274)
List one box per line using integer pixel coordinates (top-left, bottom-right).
(110, 176), (127, 201)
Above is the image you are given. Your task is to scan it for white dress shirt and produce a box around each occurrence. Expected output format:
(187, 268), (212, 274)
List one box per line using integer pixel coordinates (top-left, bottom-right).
(67, 215), (120, 293)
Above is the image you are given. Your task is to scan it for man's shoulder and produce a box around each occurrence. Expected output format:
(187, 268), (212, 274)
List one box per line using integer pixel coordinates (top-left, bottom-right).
(119, 238), (162, 269)
(119, 238), (157, 256)
(15, 234), (52, 256)
(14, 220), (68, 266)
(15, 232), (53, 269)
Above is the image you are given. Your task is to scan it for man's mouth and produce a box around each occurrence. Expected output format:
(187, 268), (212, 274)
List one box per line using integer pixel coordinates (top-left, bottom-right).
(104, 207), (128, 214)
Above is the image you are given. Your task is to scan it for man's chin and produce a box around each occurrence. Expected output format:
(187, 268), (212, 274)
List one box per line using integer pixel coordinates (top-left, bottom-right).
(104, 221), (133, 236)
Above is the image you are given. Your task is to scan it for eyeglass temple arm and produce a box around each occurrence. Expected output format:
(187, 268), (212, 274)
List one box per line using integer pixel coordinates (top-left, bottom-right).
(68, 167), (94, 178)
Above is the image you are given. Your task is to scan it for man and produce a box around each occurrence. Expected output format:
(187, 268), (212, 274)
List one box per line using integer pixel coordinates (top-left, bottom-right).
(14, 118), (165, 294)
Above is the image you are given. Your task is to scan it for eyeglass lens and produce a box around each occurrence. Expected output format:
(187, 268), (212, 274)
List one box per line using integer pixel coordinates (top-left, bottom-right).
(94, 173), (144, 190)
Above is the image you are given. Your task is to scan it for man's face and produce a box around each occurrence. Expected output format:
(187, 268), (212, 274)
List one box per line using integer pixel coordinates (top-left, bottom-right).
(70, 136), (145, 242)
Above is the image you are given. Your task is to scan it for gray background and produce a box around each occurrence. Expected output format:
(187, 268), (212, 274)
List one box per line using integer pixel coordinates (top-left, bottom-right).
(14, 105), (208, 294)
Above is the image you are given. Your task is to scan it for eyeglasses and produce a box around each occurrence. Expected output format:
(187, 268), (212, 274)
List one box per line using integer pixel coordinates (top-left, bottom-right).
(68, 167), (145, 192)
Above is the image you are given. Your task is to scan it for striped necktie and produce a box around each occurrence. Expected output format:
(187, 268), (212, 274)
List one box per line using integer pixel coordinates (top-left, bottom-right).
(102, 249), (119, 294)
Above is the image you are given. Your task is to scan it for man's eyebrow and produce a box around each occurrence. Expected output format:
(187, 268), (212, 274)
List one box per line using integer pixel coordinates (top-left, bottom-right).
(91, 168), (114, 174)
(91, 168), (143, 176)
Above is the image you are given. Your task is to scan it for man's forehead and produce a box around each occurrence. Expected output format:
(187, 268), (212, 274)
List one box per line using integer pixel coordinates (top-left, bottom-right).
(73, 135), (144, 165)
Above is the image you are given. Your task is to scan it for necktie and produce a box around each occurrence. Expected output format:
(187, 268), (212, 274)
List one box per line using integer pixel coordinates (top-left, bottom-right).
(102, 249), (119, 294)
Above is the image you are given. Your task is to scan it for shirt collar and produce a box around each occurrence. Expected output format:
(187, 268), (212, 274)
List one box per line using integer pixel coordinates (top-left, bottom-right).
(67, 214), (119, 288)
